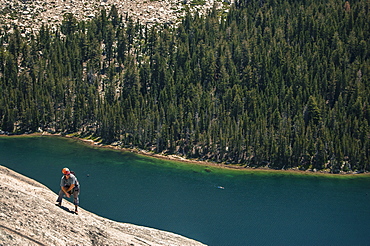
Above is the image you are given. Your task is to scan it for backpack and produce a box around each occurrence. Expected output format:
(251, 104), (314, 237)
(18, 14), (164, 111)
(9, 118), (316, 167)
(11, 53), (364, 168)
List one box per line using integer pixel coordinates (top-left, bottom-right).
(69, 170), (79, 190)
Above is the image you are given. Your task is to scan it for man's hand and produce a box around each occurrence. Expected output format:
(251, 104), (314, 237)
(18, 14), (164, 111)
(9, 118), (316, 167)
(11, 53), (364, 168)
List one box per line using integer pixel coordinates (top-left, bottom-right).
(62, 186), (72, 198)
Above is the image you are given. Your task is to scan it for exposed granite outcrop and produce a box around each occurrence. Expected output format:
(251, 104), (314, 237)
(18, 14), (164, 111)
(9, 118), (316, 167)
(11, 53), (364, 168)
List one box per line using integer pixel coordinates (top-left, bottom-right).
(0, 0), (231, 34)
(0, 165), (206, 246)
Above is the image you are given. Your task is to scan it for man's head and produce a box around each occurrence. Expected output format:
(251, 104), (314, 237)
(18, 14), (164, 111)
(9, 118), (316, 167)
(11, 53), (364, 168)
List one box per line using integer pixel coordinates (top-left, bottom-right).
(62, 167), (70, 175)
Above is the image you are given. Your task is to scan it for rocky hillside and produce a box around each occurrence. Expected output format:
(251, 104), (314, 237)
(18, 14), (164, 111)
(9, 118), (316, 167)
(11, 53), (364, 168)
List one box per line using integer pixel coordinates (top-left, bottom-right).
(0, 165), (206, 246)
(0, 0), (232, 34)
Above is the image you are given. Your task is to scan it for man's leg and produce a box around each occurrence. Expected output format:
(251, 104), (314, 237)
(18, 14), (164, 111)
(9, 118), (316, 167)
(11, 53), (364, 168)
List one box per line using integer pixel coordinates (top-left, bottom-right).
(56, 189), (64, 205)
(73, 189), (80, 213)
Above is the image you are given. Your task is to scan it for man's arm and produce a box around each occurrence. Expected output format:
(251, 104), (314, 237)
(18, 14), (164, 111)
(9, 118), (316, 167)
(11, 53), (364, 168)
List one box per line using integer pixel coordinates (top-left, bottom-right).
(61, 184), (75, 197)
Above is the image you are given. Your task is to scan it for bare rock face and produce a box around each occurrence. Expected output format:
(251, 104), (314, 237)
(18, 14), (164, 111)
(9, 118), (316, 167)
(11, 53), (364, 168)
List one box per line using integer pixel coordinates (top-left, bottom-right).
(0, 0), (231, 34)
(0, 165), (206, 246)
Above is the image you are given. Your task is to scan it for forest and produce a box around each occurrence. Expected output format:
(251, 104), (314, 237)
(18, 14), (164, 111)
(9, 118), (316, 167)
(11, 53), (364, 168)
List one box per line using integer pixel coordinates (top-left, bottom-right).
(0, 0), (369, 173)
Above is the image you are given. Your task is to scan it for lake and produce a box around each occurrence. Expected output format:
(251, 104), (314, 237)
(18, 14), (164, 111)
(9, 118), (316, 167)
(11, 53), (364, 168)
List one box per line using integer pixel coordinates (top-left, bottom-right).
(1, 135), (369, 245)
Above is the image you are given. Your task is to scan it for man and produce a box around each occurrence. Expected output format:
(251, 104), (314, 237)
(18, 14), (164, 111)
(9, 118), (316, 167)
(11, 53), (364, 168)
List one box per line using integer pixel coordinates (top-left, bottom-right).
(56, 167), (80, 214)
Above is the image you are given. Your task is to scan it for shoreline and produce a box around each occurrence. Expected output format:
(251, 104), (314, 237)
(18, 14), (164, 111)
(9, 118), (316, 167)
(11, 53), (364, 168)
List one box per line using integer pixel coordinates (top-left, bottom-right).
(2, 132), (370, 177)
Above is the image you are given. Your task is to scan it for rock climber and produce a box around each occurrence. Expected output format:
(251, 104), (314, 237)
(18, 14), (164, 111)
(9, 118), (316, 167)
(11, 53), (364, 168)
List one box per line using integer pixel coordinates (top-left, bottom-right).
(56, 167), (80, 214)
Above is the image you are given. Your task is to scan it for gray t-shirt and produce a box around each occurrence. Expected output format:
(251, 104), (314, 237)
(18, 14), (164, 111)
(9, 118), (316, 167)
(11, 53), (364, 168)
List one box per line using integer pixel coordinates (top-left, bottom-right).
(60, 173), (79, 189)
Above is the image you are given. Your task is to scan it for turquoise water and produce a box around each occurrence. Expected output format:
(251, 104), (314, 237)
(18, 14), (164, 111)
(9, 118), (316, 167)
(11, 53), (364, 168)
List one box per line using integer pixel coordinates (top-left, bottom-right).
(1, 136), (370, 245)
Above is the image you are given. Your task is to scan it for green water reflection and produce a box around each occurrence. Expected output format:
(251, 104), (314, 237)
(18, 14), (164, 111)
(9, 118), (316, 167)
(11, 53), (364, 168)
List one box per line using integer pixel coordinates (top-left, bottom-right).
(1, 135), (369, 245)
